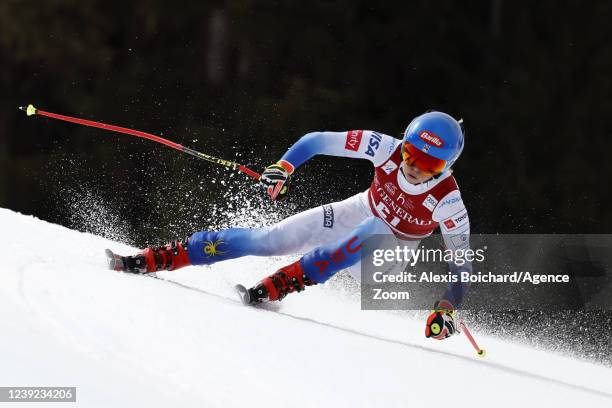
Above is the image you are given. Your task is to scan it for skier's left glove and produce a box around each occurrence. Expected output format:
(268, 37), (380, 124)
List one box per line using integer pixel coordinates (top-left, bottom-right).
(260, 161), (293, 200)
(425, 300), (458, 340)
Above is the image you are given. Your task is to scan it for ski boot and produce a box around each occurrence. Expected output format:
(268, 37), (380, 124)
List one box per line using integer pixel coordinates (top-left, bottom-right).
(106, 238), (191, 274)
(236, 260), (316, 305)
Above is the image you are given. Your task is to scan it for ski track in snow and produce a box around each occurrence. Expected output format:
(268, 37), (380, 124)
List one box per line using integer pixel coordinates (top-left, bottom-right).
(154, 275), (612, 400)
(1, 208), (611, 407)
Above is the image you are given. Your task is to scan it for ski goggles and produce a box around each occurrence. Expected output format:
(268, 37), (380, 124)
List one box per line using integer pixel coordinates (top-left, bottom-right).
(401, 142), (446, 175)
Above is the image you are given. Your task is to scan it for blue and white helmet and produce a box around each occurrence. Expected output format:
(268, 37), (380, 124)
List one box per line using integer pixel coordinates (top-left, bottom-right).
(401, 111), (465, 173)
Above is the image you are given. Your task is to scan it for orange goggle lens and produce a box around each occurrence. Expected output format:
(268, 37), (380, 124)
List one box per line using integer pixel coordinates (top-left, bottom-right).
(401, 142), (446, 174)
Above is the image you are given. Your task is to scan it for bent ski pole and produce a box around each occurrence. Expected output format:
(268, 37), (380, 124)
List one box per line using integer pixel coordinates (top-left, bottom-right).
(460, 321), (486, 358)
(18, 104), (261, 181)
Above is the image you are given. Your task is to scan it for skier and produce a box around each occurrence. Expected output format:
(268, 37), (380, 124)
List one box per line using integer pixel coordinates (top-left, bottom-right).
(108, 111), (471, 341)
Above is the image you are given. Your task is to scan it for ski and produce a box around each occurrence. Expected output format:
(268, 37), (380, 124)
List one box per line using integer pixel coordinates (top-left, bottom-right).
(105, 248), (124, 271)
(235, 284), (253, 306)
(105, 248), (150, 274)
(235, 282), (272, 305)
(101, 255), (500, 364)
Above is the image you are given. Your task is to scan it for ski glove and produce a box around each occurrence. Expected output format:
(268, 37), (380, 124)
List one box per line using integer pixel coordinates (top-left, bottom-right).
(425, 300), (458, 340)
(260, 161), (293, 200)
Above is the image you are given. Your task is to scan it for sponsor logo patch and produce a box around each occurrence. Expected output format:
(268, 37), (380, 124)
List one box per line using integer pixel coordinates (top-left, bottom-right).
(382, 160), (398, 175)
(419, 131), (444, 147)
(345, 130), (363, 151)
(388, 139), (398, 154)
(203, 239), (227, 257)
(444, 219), (456, 230)
(443, 211), (468, 231)
(396, 192), (414, 210)
(451, 234), (469, 248)
(453, 211), (468, 225)
(323, 205), (334, 228)
(384, 182), (397, 196)
(365, 132), (383, 157)
(422, 194), (439, 212)
(438, 196), (462, 208)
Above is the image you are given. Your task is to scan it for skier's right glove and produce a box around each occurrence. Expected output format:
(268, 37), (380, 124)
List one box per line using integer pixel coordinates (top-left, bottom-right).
(425, 300), (458, 340)
(260, 161), (293, 200)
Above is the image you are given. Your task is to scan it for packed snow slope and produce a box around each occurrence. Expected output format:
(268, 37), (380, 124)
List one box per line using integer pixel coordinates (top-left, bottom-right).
(1, 208), (611, 408)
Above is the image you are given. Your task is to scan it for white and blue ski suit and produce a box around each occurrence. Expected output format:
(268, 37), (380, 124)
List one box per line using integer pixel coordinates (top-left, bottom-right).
(187, 130), (471, 307)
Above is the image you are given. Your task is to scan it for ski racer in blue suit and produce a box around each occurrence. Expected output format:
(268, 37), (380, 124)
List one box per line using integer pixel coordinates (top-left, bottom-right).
(111, 111), (470, 341)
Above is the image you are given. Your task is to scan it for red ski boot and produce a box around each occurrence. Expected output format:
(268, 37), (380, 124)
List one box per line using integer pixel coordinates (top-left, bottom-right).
(106, 239), (191, 274)
(236, 260), (316, 305)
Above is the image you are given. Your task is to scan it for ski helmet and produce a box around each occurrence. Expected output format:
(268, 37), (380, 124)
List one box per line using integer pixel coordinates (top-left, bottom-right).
(401, 111), (465, 174)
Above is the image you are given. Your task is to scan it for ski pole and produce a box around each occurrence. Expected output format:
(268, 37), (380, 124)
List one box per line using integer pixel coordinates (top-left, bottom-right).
(18, 104), (261, 181)
(459, 321), (486, 358)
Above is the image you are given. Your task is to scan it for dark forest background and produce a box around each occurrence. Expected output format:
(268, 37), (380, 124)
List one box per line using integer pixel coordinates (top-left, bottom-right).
(1, 0), (612, 364)
(2, 0), (612, 241)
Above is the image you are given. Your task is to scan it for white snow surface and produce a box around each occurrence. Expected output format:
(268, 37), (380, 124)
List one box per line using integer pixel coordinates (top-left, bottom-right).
(1, 208), (611, 407)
